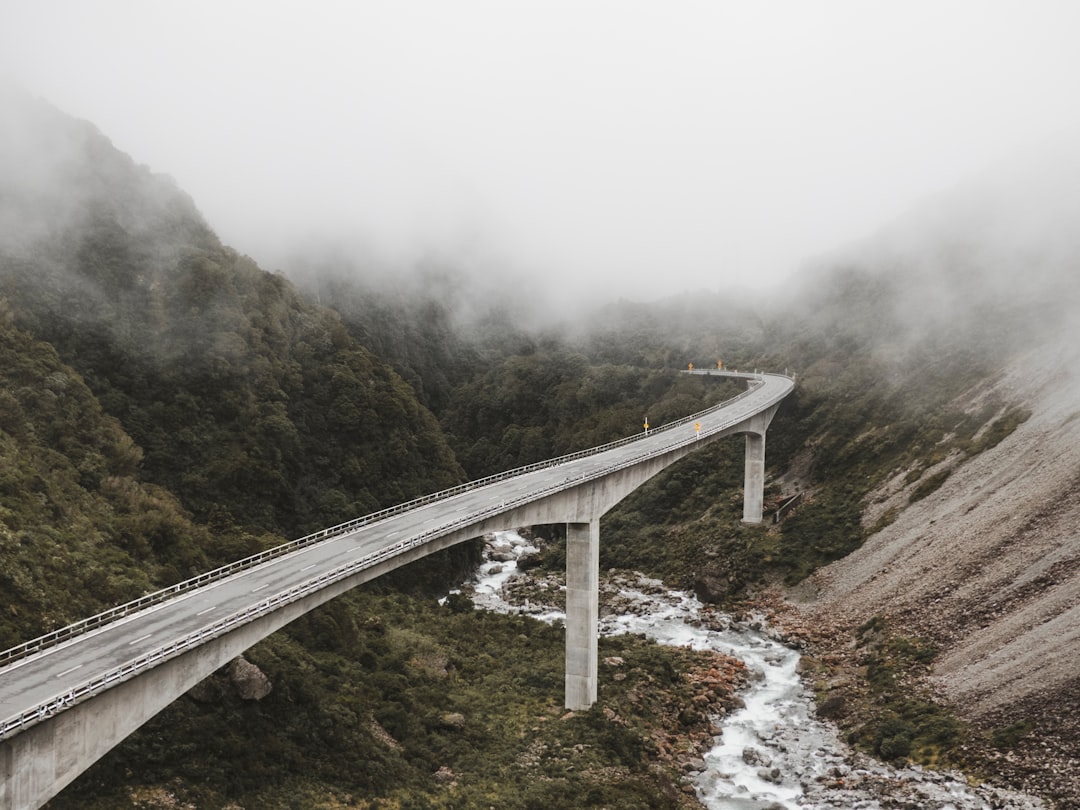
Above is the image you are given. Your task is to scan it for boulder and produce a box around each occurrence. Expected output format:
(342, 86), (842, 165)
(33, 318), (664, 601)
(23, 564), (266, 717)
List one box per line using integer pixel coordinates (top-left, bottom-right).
(227, 656), (273, 700)
(693, 572), (731, 604)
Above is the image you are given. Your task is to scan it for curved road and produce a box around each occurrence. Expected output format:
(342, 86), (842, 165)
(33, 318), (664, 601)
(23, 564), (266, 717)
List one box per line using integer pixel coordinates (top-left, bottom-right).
(0, 370), (792, 741)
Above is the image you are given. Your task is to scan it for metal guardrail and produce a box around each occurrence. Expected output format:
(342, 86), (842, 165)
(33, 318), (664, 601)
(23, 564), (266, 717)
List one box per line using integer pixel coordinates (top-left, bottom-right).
(0, 371), (792, 740)
(0, 371), (772, 670)
(773, 492), (804, 523)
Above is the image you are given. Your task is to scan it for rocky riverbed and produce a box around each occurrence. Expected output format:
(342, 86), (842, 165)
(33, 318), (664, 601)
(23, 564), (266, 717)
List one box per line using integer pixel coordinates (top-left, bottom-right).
(465, 530), (1047, 810)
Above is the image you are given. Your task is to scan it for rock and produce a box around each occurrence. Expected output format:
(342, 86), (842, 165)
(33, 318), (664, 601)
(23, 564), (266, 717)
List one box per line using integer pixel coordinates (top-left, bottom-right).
(516, 551), (543, 571)
(817, 693), (848, 719)
(603, 656), (625, 667)
(227, 656), (272, 700)
(432, 766), (456, 785)
(742, 746), (770, 767)
(369, 716), (402, 751)
(757, 766), (783, 784)
(693, 572), (731, 604)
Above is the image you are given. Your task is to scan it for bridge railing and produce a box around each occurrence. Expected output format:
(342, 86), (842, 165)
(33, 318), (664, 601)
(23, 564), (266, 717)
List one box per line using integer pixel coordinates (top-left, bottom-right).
(0, 371), (785, 671)
(0, 373), (794, 743)
(0, 373), (793, 741)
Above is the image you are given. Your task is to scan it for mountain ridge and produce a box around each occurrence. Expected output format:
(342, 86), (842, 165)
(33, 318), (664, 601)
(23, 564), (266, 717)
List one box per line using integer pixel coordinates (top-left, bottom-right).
(2, 87), (1078, 806)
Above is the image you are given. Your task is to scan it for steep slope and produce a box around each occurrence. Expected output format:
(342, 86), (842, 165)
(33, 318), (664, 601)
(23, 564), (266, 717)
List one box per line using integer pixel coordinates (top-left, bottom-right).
(0, 309), (220, 647)
(805, 341), (1080, 798)
(287, 252), (539, 415)
(787, 147), (1080, 802)
(0, 88), (463, 541)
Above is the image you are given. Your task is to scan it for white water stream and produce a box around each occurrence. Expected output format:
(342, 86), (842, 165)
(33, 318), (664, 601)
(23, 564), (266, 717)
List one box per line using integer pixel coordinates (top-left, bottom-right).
(462, 530), (1044, 810)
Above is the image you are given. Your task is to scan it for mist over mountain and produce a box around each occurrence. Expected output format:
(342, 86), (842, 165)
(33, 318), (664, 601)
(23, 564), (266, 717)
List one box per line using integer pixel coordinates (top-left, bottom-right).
(2, 87), (1080, 806)
(0, 89), (466, 542)
(787, 139), (1080, 359)
(0, 84), (214, 266)
(765, 140), (1080, 804)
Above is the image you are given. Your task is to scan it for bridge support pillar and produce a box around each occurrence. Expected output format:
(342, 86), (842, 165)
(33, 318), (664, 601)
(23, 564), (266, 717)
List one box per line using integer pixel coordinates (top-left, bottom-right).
(565, 519), (599, 710)
(742, 432), (766, 523)
(741, 403), (780, 524)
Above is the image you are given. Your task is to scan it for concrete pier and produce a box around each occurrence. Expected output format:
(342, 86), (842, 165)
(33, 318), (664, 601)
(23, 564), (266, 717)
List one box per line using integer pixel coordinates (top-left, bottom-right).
(743, 432), (766, 523)
(565, 520), (600, 710)
(739, 401), (781, 524)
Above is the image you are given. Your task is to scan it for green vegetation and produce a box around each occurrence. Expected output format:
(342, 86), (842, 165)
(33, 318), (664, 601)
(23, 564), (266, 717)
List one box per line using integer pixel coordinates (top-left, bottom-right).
(0, 95), (1051, 807)
(990, 720), (1035, 750)
(965, 405), (1031, 456)
(3, 244), (465, 542)
(826, 617), (967, 768)
(54, 588), (731, 809)
(0, 311), (240, 646)
(440, 354), (735, 477)
(776, 489), (864, 582)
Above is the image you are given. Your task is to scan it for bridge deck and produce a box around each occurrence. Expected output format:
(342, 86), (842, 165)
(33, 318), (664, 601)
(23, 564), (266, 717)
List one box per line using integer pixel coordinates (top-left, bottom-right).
(0, 370), (792, 740)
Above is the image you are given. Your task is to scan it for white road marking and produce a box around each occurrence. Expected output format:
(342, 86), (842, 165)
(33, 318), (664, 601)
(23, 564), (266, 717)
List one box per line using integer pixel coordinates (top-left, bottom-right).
(196, 606), (216, 616)
(56, 664), (83, 679)
(251, 583), (270, 593)
(301, 564), (317, 572)
(128, 633), (153, 646)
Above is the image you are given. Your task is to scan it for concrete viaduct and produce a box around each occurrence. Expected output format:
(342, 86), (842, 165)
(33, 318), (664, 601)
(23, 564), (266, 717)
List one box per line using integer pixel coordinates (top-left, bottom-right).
(0, 369), (793, 809)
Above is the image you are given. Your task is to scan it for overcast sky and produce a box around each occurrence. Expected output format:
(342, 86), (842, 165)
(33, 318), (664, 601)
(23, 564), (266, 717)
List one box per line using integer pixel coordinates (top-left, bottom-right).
(3, 1), (1080, 302)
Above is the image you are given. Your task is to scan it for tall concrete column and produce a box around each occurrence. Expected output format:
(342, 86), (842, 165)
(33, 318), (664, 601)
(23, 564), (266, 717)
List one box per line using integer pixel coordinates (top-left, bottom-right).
(742, 432), (766, 523)
(565, 519), (599, 710)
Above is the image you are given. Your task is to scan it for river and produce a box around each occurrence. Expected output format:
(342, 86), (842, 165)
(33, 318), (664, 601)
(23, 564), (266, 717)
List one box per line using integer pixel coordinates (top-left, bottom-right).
(463, 530), (1045, 810)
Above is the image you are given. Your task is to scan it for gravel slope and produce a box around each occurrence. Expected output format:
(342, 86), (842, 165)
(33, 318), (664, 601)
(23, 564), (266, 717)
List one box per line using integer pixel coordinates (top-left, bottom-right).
(799, 337), (1080, 801)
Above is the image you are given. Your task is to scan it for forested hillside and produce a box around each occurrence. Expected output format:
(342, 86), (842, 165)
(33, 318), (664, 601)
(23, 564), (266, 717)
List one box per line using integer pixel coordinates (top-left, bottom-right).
(0, 90), (463, 541)
(2, 87), (1077, 807)
(0, 91), (760, 808)
(0, 309), (219, 647)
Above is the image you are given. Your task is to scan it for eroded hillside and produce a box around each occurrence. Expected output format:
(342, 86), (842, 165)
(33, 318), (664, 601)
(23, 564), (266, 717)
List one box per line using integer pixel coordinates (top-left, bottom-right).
(801, 339), (1080, 801)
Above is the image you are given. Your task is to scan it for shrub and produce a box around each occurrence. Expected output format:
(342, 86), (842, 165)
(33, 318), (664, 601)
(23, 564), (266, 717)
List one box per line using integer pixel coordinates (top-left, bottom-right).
(875, 718), (914, 760)
(991, 720), (1034, 750)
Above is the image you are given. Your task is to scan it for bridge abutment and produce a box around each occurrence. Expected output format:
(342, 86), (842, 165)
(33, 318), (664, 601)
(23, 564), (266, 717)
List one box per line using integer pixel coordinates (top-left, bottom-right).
(565, 519), (599, 710)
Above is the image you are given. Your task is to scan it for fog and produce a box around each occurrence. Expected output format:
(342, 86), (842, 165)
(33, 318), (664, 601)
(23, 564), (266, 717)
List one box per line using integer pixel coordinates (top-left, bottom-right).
(3, 1), (1080, 304)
